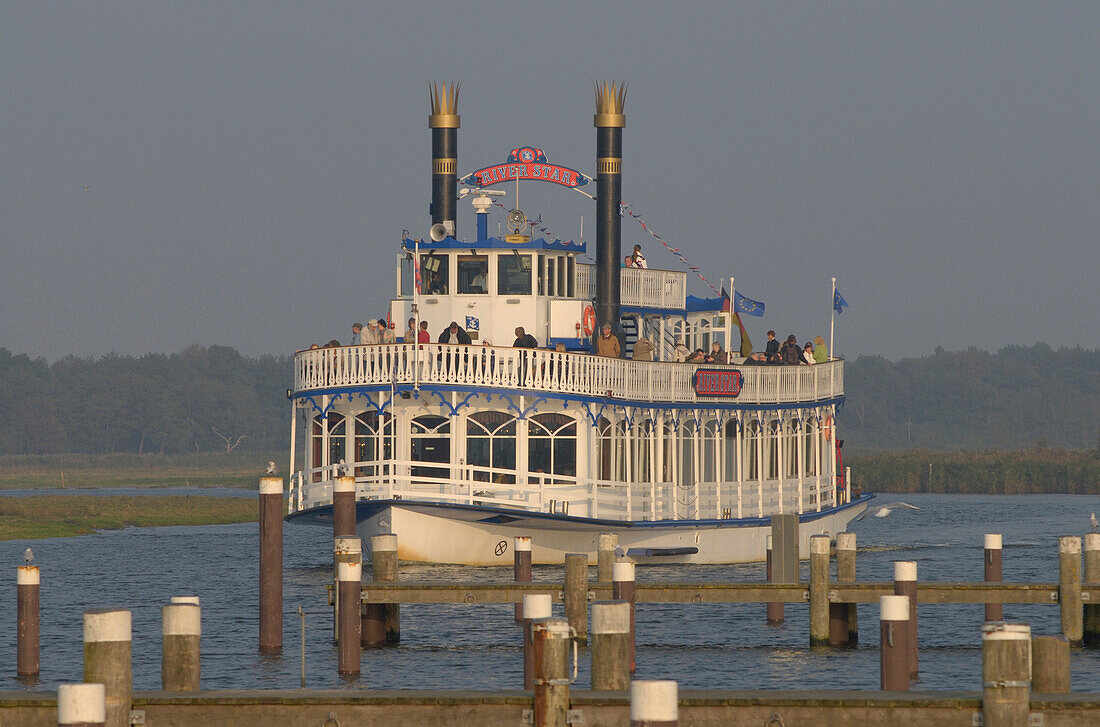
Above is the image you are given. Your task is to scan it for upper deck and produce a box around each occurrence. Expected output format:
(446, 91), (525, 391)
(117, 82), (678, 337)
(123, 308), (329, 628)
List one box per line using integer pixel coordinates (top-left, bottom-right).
(293, 343), (843, 407)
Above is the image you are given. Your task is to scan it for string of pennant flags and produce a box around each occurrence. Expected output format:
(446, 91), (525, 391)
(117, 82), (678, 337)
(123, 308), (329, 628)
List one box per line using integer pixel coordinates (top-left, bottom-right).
(620, 202), (722, 296)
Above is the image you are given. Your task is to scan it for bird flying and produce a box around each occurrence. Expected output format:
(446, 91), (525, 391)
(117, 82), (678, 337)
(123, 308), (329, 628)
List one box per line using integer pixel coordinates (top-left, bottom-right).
(854, 502), (921, 522)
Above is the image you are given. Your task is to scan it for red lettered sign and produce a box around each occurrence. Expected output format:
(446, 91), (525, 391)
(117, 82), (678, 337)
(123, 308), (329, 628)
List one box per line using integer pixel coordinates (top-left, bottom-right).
(693, 369), (743, 397)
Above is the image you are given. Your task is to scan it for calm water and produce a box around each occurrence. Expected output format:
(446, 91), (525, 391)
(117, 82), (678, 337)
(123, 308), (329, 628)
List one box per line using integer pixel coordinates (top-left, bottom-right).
(2, 492), (1099, 693)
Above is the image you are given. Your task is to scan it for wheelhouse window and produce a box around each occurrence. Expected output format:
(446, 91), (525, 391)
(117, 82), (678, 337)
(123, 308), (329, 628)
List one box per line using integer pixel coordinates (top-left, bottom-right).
(498, 253), (532, 295)
(457, 256), (488, 294)
(466, 411), (516, 484)
(420, 253), (448, 295)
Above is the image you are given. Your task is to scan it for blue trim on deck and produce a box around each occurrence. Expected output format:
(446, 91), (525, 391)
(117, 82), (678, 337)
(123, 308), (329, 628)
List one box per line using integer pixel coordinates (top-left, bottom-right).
(286, 492), (875, 529)
(294, 383), (844, 414)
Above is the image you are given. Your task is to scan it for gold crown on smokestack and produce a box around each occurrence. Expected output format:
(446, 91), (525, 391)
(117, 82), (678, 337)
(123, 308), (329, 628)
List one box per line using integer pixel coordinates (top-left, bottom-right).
(593, 80), (626, 128)
(429, 81), (460, 128)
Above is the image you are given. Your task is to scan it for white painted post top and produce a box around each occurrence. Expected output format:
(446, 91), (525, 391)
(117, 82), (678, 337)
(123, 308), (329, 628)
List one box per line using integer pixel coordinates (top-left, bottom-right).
(612, 561), (635, 582)
(1086, 533), (1100, 551)
(591, 601), (631, 634)
(982, 621), (1031, 641)
(765, 534), (773, 549)
(630, 680), (678, 722)
(259, 477), (283, 495)
(836, 532), (856, 550)
(598, 532), (618, 549)
(372, 534), (398, 552)
(514, 536), (532, 552)
(334, 476), (355, 493)
(523, 594), (553, 620)
(1061, 536), (1082, 555)
(334, 536), (362, 555)
(880, 595), (910, 621)
(533, 617), (571, 639)
(336, 560), (362, 583)
(58, 683), (106, 724)
(984, 534), (1002, 549)
(894, 561), (917, 581)
(84, 609), (132, 643)
(162, 603), (201, 636)
(170, 596), (200, 605)
(17, 565), (39, 585)
(810, 535), (831, 555)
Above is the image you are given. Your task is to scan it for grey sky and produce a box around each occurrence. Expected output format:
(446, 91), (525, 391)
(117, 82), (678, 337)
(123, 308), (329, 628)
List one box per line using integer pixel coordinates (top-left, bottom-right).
(3, 2), (1096, 362)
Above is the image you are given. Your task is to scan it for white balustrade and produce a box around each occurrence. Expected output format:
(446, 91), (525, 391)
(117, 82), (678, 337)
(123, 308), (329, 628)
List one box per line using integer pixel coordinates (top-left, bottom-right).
(293, 343), (843, 406)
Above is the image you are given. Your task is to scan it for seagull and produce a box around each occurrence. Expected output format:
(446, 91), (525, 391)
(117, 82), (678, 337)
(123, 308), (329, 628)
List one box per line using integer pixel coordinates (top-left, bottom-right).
(337, 459), (348, 476)
(854, 502), (921, 522)
(1091, 513), (1098, 532)
(81, 186), (91, 192)
(23, 548), (34, 564)
(265, 461), (278, 475)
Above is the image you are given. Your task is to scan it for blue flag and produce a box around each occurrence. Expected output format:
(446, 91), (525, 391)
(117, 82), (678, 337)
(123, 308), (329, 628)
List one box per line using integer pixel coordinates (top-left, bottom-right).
(834, 289), (849, 315)
(734, 290), (765, 317)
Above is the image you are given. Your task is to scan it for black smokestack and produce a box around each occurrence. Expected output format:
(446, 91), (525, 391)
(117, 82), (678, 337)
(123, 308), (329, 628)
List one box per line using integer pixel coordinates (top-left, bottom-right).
(594, 81), (626, 341)
(429, 82), (460, 233)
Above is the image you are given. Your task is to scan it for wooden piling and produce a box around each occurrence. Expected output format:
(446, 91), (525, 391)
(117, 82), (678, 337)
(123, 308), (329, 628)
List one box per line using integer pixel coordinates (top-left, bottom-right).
(809, 535), (830, 647)
(765, 534), (783, 624)
(1059, 536), (1082, 644)
(1083, 533), (1100, 646)
(879, 595), (910, 691)
(337, 557), (362, 676)
(630, 680), (678, 727)
(1031, 634), (1070, 693)
(161, 601), (201, 691)
(258, 476), (283, 652)
(17, 565), (39, 678)
(564, 553), (589, 645)
(985, 534), (1003, 622)
(893, 561), (919, 677)
(332, 476), (356, 538)
(982, 621), (1031, 727)
(515, 536), (532, 623)
(834, 531), (857, 644)
(523, 594), (553, 690)
(364, 534), (399, 646)
(532, 617), (571, 727)
(333, 536), (361, 642)
(612, 561), (636, 674)
(58, 683), (106, 727)
(597, 532), (618, 583)
(83, 609), (131, 727)
(591, 601), (630, 691)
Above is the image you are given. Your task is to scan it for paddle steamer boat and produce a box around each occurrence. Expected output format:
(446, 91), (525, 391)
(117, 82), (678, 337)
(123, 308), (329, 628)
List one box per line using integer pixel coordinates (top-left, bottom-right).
(285, 83), (870, 564)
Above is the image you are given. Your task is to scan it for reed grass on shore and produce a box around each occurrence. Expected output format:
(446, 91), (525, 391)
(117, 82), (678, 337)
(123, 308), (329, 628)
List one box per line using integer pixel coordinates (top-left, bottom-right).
(0, 452), (283, 491)
(0, 495), (259, 540)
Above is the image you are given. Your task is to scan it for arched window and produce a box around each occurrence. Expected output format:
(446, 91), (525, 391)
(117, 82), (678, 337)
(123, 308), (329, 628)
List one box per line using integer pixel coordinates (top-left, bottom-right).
(355, 411), (392, 479)
(723, 419), (740, 481)
(636, 419), (656, 483)
(767, 419), (782, 479)
(311, 412), (345, 482)
(701, 419), (720, 482)
(744, 420), (760, 480)
(467, 411), (517, 484)
(411, 415), (450, 480)
(805, 416), (819, 476)
(529, 413), (577, 481)
(786, 419), (801, 477)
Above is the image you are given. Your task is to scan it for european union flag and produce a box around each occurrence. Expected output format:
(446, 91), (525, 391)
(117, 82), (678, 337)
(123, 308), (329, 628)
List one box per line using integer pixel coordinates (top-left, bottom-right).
(834, 289), (849, 315)
(734, 290), (765, 317)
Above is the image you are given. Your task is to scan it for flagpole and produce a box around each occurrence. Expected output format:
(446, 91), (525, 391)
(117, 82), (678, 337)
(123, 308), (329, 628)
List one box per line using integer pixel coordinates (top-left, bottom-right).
(829, 276), (836, 359)
(414, 236), (421, 391)
(727, 277), (735, 358)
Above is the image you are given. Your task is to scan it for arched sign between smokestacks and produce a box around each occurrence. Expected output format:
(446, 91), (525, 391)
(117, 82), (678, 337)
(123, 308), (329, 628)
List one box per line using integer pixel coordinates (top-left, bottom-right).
(460, 147), (591, 189)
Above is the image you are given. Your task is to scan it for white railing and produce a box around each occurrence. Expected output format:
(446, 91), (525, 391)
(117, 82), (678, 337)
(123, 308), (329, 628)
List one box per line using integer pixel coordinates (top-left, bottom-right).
(293, 343), (843, 405)
(289, 458), (837, 521)
(574, 265), (686, 309)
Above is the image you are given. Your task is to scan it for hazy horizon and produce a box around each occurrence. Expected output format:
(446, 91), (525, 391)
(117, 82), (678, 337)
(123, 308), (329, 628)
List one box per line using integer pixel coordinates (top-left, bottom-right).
(3, 3), (1097, 362)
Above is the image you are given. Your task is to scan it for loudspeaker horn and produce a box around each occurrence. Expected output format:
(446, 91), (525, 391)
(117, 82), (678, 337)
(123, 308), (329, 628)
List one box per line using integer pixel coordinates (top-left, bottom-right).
(430, 223), (448, 242)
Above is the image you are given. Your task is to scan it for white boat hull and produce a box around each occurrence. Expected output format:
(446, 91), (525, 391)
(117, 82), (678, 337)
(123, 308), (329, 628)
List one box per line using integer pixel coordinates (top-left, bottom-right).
(332, 496), (872, 565)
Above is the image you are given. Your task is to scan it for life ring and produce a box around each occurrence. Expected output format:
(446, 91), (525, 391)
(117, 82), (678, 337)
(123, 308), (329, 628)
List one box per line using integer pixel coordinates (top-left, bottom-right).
(824, 415), (833, 441)
(582, 305), (596, 336)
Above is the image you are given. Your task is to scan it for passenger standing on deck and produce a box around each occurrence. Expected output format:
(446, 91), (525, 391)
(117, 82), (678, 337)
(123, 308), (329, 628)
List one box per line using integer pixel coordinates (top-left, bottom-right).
(351, 323), (365, 345)
(802, 342), (816, 365)
(622, 255), (636, 268)
(513, 327), (538, 348)
(631, 244), (648, 269)
(632, 335), (655, 361)
(404, 318), (416, 343)
(765, 330), (779, 362)
(674, 339), (690, 362)
(417, 320), (431, 345)
(438, 321), (472, 345)
(813, 336), (829, 363)
(596, 323), (621, 358)
(780, 334), (802, 365)
(708, 342), (728, 364)
(359, 320), (380, 345)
